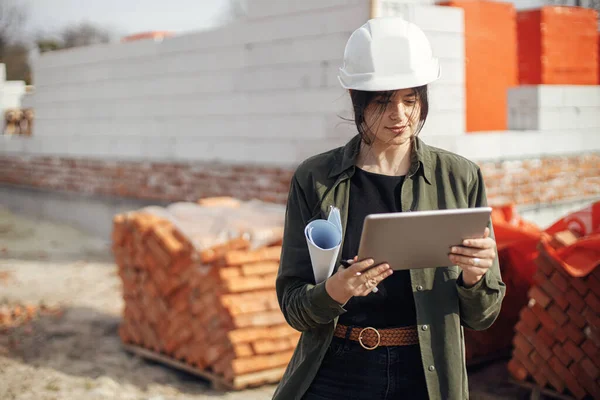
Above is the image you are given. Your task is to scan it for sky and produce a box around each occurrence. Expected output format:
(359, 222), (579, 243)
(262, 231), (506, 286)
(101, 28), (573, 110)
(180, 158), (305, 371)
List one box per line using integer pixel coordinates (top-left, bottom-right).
(24, 0), (230, 39)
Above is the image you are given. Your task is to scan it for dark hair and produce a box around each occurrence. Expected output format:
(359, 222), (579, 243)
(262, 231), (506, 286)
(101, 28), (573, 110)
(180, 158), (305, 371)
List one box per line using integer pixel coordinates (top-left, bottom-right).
(349, 85), (429, 145)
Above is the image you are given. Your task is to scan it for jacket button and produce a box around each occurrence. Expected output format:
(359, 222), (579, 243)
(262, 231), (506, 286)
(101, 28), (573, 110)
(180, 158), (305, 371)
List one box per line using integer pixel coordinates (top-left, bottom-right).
(416, 285), (424, 291)
(422, 325), (429, 331)
(428, 365), (435, 372)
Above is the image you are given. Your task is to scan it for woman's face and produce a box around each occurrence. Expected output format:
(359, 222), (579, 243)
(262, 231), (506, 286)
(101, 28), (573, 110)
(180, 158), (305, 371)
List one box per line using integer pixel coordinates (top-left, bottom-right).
(363, 88), (421, 146)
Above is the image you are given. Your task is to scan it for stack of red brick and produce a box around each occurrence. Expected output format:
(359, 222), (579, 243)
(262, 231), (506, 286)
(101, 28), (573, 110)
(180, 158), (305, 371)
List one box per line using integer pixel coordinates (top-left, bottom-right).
(0, 303), (62, 330)
(464, 204), (540, 363)
(113, 198), (299, 390)
(508, 228), (600, 399)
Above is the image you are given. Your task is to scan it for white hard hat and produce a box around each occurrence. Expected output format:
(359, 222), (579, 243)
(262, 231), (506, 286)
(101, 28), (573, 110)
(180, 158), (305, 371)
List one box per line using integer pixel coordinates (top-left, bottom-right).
(338, 17), (441, 91)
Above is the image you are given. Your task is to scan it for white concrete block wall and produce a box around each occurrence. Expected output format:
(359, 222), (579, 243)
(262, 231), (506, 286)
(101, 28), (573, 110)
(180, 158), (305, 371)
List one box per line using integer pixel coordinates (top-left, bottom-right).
(245, 0), (364, 20)
(1, 81), (26, 109)
(12, 3), (466, 163)
(508, 86), (600, 131)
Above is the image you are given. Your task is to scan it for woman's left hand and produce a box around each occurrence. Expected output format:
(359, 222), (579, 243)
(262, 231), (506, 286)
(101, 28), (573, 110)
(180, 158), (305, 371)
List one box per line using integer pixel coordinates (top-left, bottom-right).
(448, 227), (497, 287)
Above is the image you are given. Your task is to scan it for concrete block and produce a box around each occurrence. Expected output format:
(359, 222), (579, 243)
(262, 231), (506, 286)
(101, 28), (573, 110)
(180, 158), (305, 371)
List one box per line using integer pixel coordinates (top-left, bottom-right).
(246, 0), (363, 20)
(507, 86), (538, 110)
(242, 4), (369, 44)
(159, 25), (243, 54)
(508, 107), (537, 131)
(577, 107), (600, 129)
(36, 39), (159, 69)
(420, 110), (465, 135)
(244, 88), (349, 115)
(537, 108), (579, 131)
(436, 58), (464, 85)
(508, 85), (600, 111)
(428, 84), (465, 111)
(163, 115), (327, 140)
(246, 32), (350, 67)
(562, 86), (600, 107)
(427, 32), (464, 61)
(234, 62), (328, 91)
(376, 4), (463, 33)
(158, 48), (246, 75)
(0, 135), (26, 153)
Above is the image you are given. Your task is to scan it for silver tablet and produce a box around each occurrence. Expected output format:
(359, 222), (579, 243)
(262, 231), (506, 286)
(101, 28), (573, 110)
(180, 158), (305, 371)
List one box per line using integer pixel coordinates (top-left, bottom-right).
(356, 207), (492, 270)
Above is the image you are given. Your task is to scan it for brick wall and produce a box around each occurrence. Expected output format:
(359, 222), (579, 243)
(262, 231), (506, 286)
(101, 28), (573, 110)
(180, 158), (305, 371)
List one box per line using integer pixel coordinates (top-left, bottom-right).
(1, 152), (598, 207)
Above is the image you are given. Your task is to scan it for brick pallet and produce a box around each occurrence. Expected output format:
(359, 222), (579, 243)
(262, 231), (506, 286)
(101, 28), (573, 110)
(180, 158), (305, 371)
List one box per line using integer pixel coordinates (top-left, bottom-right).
(112, 201), (298, 390)
(508, 231), (600, 399)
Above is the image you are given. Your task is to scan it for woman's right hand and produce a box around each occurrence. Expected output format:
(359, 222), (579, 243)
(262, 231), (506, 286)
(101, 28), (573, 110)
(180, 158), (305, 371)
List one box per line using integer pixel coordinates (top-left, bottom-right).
(325, 257), (393, 305)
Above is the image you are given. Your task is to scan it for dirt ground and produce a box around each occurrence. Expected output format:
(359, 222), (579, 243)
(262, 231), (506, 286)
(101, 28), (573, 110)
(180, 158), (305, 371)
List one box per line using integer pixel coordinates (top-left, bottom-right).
(0, 206), (535, 400)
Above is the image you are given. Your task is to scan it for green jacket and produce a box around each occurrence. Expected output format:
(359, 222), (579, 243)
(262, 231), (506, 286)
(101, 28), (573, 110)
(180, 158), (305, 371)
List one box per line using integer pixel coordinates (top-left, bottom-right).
(273, 135), (506, 400)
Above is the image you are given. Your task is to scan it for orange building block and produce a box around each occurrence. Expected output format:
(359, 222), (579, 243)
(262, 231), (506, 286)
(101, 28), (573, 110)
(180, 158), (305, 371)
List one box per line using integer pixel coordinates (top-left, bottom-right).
(517, 6), (599, 85)
(440, 0), (518, 132)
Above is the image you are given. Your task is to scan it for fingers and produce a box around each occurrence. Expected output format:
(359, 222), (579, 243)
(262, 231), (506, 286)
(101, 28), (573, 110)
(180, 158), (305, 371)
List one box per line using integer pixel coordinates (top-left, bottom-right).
(346, 258), (376, 274)
(450, 254), (492, 270)
(355, 265), (393, 296)
(461, 237), (495, 250)
(450, 246), (496, 260)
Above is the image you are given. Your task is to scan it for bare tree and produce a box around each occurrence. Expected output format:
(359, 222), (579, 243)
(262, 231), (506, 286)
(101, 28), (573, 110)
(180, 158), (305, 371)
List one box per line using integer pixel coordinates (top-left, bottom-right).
(0, 0), (28, 59)
(60, 22), (113, 49)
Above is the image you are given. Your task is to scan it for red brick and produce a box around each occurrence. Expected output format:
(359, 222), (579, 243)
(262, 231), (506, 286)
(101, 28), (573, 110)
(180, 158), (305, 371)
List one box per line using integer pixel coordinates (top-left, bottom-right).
(552, 343), (573, 367)
(580, 357), (599, 380)
(563, 340), (585, 362)
(570, 361), (600, 399)
(541, 361), (565, 393)
(548, 356), (586, 399)
(515, 320), (537, 343)
(581, 340), (599, 360)
(547, 304), (569, 327)
(513, 333), (535, 356)
(565, 289), (586, 312)
(531, 303), (559, 334)
(569, 276), (589, 297)
(564, 323), (586, 345)
(532, 370), (548, 389)
(535, 257), (555, 278)
(529, 285), (552, 308)
(585, 292), (600, 314)
(514, 348), (538, 375)
(550, 271), (569, 293)
(587, 275), (600, 298)
(519, 307), (541, 331)
(567, 307), (588, 329)
(507, 358), (528, 381)
(540, 279), (570, 310)
(536, 327), (557, 349)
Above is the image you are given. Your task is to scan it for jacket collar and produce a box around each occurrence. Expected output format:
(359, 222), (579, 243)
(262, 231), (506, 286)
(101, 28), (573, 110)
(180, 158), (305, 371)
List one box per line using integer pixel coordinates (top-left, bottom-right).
(328, 134), (432, 184)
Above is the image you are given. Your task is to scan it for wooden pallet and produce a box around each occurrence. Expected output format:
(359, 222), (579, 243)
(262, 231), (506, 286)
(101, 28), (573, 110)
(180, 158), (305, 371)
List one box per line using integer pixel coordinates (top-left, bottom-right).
(123, 344), (233, 391)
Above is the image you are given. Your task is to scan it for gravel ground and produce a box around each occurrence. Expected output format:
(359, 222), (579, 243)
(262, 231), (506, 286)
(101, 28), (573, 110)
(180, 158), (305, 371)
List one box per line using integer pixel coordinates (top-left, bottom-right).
(0, 206), (534, 400)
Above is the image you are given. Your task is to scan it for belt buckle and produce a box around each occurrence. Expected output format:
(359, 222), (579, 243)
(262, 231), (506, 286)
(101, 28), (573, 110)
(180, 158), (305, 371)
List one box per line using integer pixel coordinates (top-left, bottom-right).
(358, 327), (381, 350)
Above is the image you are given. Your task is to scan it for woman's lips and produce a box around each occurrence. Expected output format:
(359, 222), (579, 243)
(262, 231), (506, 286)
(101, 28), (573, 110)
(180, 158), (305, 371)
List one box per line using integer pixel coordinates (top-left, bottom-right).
(386, 126), (407, 134)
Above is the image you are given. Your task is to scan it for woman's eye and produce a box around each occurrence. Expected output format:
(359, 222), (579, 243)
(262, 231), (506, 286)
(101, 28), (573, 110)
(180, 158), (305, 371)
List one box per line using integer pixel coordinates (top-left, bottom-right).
(405, 100), (416, 105)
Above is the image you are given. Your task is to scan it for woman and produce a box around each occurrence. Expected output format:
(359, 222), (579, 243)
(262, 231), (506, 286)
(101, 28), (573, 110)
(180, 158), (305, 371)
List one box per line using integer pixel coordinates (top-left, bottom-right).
(274, 17), (505, 400)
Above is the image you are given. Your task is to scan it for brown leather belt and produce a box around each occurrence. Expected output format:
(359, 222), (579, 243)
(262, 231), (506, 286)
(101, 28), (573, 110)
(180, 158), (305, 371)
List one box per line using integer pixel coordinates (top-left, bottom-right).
(334, 324), (419, 350)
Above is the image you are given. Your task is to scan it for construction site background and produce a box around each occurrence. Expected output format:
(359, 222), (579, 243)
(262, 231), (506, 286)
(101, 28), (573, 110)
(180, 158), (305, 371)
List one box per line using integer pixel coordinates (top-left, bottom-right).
(1, 0), (599, 399)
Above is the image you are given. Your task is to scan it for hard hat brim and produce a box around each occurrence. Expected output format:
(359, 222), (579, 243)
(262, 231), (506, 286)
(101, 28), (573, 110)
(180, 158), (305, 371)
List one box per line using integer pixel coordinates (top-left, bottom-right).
(338, 59), (441, 91)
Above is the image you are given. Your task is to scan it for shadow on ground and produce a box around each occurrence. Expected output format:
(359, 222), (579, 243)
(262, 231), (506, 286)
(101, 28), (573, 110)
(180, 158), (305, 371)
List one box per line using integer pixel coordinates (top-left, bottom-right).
(0, 305), (262, 398)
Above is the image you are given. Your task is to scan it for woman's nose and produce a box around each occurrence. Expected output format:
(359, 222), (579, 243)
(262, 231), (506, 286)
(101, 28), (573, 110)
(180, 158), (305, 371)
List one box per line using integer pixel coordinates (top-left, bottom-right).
(389, 102), (408, 121)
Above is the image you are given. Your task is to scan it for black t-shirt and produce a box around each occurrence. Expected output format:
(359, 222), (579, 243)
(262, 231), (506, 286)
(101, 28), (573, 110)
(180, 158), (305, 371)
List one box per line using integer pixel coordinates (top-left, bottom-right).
(338, 167), (418, 328)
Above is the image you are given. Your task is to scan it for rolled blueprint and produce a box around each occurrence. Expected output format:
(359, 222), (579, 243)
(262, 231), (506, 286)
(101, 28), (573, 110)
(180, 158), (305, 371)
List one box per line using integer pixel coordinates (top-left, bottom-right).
(304, 207), (342, 284)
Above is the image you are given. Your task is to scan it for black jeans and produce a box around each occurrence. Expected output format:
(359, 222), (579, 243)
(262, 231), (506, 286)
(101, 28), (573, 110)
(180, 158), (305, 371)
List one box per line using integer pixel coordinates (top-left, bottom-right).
(303, 336), (429, 400)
